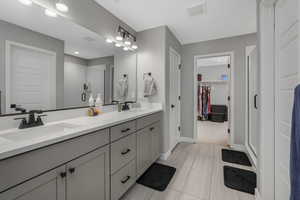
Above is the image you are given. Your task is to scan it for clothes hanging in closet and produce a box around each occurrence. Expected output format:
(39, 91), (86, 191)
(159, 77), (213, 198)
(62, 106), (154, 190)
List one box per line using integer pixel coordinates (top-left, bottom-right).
(197, 84), (211, 120)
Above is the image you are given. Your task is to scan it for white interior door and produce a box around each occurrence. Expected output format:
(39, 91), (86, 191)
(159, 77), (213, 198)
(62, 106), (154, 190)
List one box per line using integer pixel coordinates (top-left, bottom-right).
(275, 0), (299, 199)
(87, 65), (106, 100)
(6, 42), (56, 113)
(169, 48), (181, 151)
(247, 46), (259, 159)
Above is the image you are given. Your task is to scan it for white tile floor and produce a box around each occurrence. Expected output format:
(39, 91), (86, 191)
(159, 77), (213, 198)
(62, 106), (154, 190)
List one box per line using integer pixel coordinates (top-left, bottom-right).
(197, 121), (229, 146)
(121, 143), (254, 200)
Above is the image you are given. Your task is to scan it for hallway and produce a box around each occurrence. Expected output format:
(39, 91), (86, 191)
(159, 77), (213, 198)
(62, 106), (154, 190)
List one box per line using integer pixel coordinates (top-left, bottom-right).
(197, 121), (229, 146)
(121, 143), (254, 200)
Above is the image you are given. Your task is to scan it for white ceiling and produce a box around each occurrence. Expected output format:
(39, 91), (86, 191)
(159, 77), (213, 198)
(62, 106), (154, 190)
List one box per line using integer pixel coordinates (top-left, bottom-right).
(0, 0), (118, 59)
(94, 0), (257, 44)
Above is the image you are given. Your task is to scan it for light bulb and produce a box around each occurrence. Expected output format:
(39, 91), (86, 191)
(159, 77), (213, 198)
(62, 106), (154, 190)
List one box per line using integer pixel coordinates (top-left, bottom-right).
(115, 43), (121, 47)
(45, 9), (57, 17)
(18, 0), (33, 6)
(74, 51), (79, 55)
(124, 40), (131, 46)
(132, 45), (138, 49)
(106, 38), (113, 43)
(123, 47), (129, 51)
(116, 36), (123, 41)
(56, 3), (69, 12)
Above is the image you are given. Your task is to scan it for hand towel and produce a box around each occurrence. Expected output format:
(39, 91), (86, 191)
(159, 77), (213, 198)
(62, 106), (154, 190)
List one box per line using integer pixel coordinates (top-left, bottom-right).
(290, 84), (300, 200)
(144, 75), (157, 97)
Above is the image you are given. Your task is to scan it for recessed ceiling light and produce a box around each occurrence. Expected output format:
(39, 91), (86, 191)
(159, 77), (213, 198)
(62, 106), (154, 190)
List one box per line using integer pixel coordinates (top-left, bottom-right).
(132, 45), (138, 49)
(123, 47), (129, 51)
(56, 3), (69, 12)
(124, 40), (131, 46)
(116, 36), (123, 41)
(74, 51), (79, 55)
(45, 9), (57, 17)
(115, 43), (121, 47)
(18, 0), (33, 6)
(106, 38), (113, 43)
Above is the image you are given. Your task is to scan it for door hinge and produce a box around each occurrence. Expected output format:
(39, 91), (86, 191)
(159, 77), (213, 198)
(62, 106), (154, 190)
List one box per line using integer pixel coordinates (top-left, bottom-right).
(178, 64), (182, 70)
(228, 64), (231, 69)
(178, 126), (181, 132)
(227, 128), (231, 134)
(227, 96), (231, 101)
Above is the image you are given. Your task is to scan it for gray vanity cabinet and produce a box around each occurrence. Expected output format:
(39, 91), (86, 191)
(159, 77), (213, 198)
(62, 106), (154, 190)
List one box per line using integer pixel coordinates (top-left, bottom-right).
(66, 146), (110, 200)
(137, 121), (161, 177)
(0, 166), (66, 200)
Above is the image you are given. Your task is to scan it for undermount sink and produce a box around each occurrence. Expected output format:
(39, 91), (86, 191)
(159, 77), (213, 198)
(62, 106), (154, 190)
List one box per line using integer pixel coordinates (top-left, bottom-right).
(0, 123), (81, 142)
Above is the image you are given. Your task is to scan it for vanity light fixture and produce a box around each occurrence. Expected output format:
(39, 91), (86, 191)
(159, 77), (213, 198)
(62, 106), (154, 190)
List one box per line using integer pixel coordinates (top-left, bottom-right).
(106, 38), (113, 43)
(123, 47), (129, 51)
(115, 43), (121, 47)
(124, 40), (131, 46)
(116, 36), (123, 41)
(45, 9), (57, 17)
(132, 45), (138, 49)
(18, 0), (33, 6)
(74, 51), (79, 55)
(56, 2), (69, 12)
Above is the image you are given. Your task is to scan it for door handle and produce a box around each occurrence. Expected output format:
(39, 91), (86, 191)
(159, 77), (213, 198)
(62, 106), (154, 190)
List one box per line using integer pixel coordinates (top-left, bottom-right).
(254, 94), (258, 109)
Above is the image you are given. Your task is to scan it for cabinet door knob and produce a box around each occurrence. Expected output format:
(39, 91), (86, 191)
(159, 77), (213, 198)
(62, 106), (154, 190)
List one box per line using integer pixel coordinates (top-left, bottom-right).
(121, 149), (131, 155)
(150, 127), (155, 131)
(60, 172), (67, 178)
(69, 167), (76, 174)
(121, 176), (131, 184)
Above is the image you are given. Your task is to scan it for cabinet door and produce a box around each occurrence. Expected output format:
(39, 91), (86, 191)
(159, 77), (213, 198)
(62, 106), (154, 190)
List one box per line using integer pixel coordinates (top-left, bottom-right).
(0, 166), (65, 200)
(150, 122), (161, 162)
(137, 128), (152, 176)
(66, 146), (110, 200)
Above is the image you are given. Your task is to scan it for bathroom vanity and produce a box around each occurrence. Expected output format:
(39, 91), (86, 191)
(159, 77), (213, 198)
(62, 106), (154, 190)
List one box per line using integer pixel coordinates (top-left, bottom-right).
(0, 107), (162, 200)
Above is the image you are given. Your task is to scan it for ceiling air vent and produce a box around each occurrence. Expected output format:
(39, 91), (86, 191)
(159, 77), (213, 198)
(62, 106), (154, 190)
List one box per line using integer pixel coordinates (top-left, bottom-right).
(187, 1), (207, 16)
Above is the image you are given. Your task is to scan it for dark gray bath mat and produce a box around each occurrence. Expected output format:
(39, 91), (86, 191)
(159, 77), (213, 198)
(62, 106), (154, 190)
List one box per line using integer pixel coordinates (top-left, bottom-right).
(222, 149), (252, 166)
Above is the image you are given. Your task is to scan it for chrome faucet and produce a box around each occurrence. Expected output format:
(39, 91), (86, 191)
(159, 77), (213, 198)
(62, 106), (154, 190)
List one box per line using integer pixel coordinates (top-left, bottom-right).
(14, 110), (47, 129)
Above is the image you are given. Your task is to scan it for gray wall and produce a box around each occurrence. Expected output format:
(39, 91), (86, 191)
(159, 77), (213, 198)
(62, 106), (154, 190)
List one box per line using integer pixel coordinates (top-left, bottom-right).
(87, 56), (114, 66)
(0, 20), (64, 113)
(181, 33), (257, 145)
(137, 26), (182, 154)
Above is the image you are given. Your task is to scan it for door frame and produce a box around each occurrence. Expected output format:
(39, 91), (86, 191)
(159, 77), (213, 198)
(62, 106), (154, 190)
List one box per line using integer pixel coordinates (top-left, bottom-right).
(169, 47), (181, 150)
(245, 45), (258, 166)
(5, 40), (57, 113)
(193, 51), (235, 146)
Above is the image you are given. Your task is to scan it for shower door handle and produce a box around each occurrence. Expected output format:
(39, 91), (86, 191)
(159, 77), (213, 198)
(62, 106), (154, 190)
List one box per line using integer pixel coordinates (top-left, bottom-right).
(254, 94), (258, 109)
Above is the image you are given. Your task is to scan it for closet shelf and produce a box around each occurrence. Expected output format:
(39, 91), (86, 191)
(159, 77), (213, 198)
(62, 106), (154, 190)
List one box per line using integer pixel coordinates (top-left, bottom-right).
(199, 80), (228, 84)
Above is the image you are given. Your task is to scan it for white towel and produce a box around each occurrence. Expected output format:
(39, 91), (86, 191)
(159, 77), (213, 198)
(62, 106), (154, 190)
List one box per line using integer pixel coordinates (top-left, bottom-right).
(144, 76), (157, 97)
(118, 77), (128, 100)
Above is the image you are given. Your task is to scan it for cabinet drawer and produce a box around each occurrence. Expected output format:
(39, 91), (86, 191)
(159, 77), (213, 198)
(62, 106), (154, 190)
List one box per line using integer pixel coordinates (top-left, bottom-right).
(111, 159), (136, 200)
(136, 112), (162, 130)
(110, 120), (136, 142)
(0, 129), (109, 193)
(111, 133), (136, 174)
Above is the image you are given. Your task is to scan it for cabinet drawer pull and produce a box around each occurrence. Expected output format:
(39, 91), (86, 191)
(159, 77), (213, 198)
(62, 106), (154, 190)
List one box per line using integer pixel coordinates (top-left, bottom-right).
(149, 127), (155, 131)
(60, 172), (67, 178)
(121, 128), (131, 133)
(68, 167), (76, 174)
(121, 176), (131, 184)
(121, 149), (131, 155)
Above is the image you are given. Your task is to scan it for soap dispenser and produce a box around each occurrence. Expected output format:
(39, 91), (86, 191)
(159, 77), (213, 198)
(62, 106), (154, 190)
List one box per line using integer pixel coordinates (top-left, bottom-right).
(88, 94), (94, 107)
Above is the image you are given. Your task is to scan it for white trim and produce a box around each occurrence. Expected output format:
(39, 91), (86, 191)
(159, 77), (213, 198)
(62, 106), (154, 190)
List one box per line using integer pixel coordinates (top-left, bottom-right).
(178, 137), (196, 144)
(245, 45), (258, 167)
(169, 47), (181, 151)
(193, 52), (235, 146)
(257, 1), (275, 199)
(5, 40), (57, 113)
(230, 144), (247, 152)
(255, 189), (262, 200)
(159, 150), (172, 161)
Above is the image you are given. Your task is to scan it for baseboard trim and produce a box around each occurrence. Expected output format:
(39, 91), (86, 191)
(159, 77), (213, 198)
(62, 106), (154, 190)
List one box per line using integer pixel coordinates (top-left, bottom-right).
(160, 150), (172, 161)
(178, 137), (196, 143)
(255, 189), (262, 200)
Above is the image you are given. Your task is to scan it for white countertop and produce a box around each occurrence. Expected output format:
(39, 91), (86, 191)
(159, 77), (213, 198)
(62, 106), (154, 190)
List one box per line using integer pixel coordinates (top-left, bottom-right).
(0, 104), (163, 160)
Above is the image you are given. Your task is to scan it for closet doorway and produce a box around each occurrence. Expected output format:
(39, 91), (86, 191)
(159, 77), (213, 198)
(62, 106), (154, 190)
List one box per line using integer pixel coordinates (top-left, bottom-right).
(194, 53), (233, 146)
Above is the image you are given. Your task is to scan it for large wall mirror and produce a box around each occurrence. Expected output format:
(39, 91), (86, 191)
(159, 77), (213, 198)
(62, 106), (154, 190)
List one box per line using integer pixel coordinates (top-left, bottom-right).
(0, 0), (138, 115)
